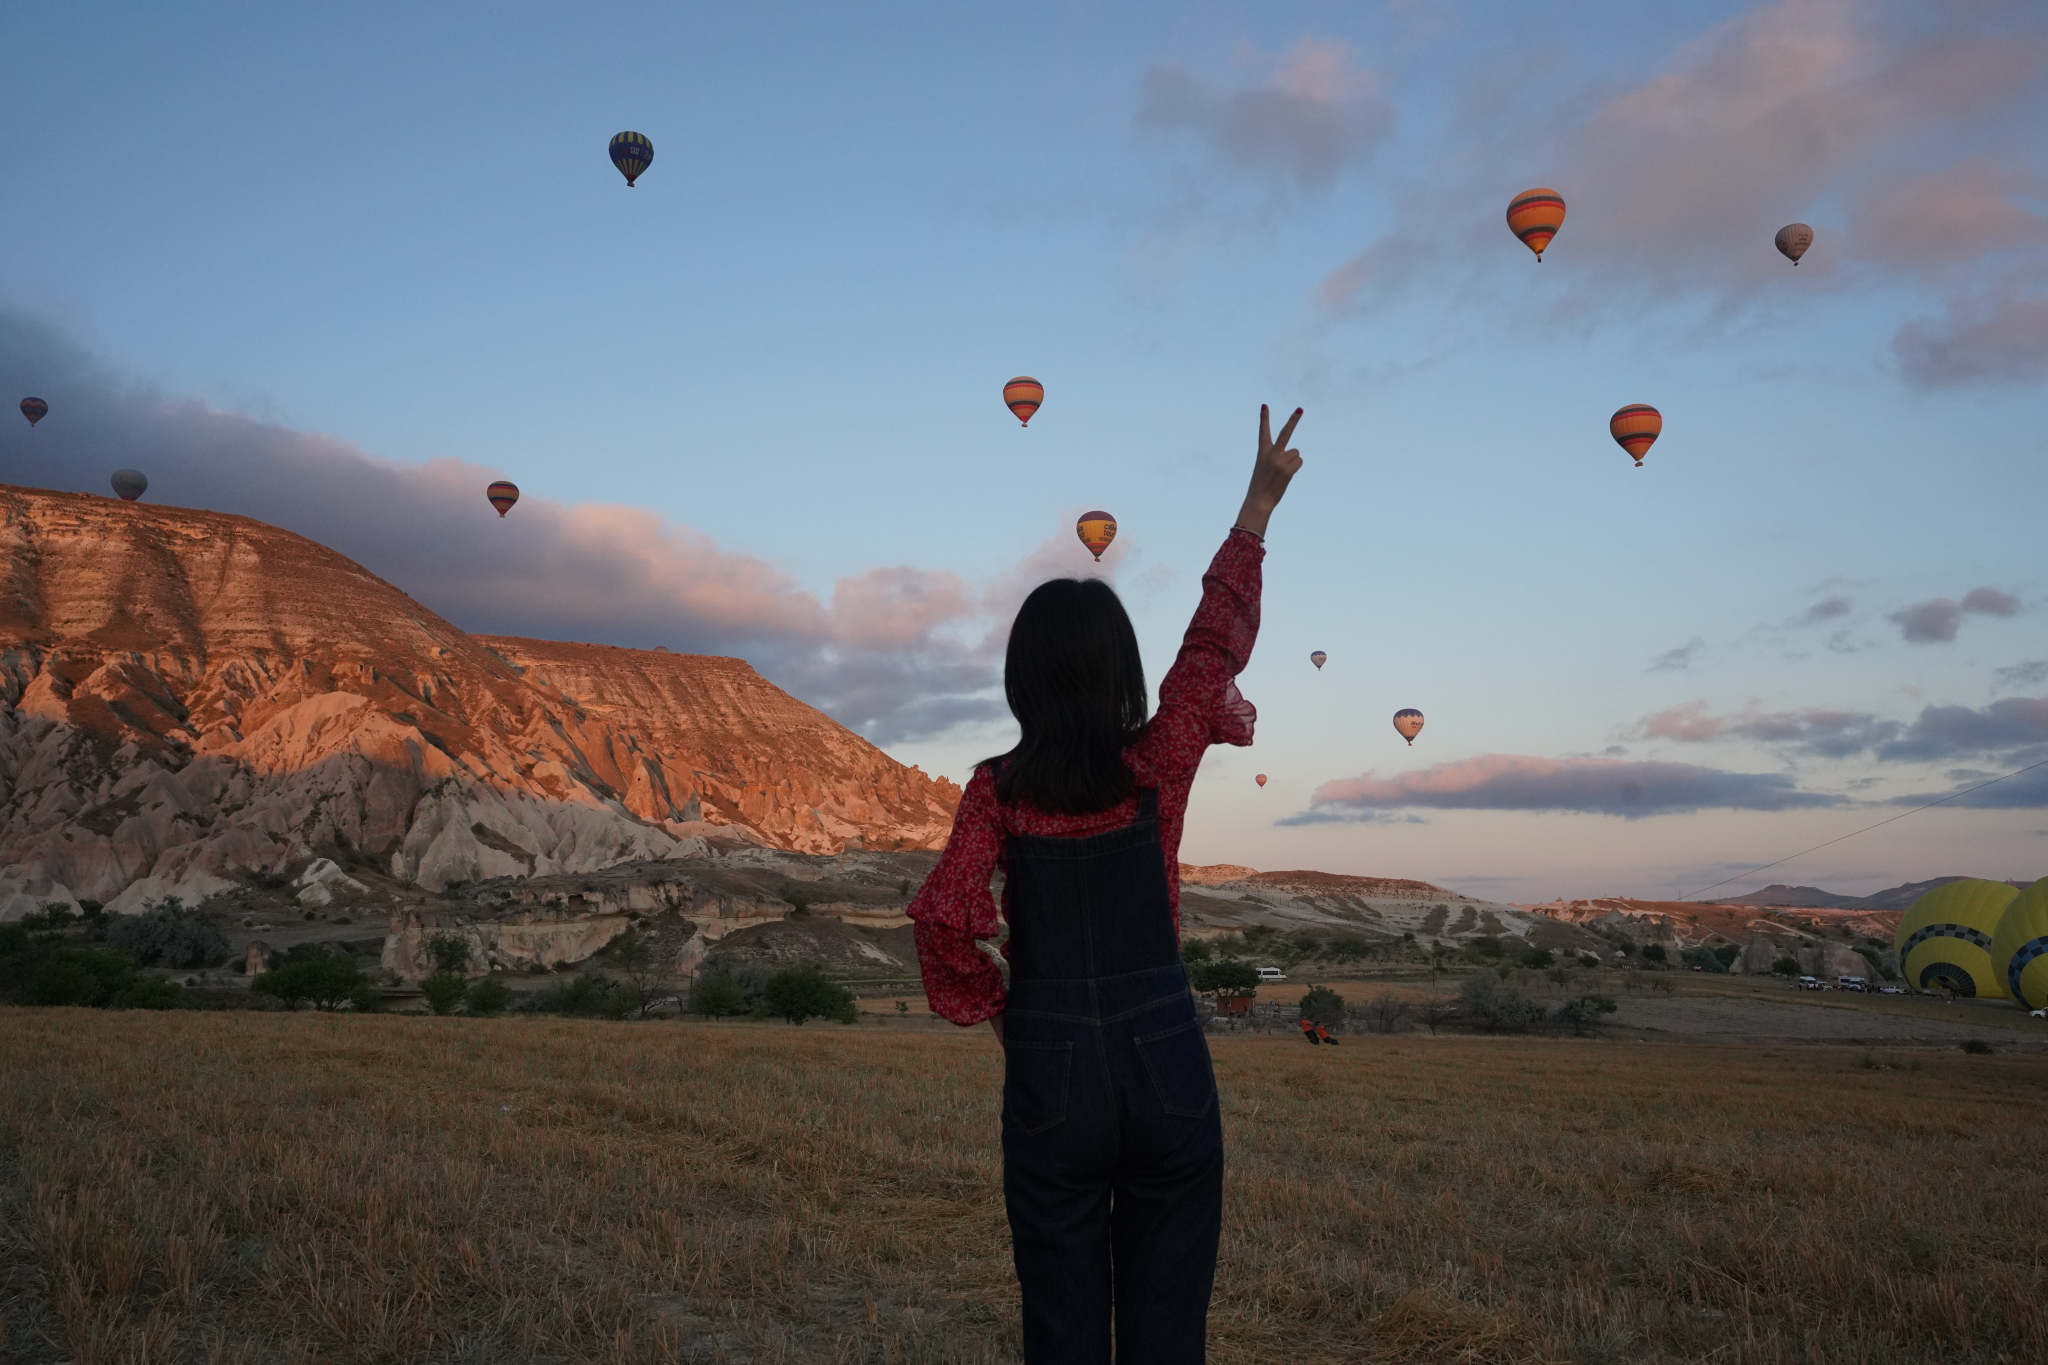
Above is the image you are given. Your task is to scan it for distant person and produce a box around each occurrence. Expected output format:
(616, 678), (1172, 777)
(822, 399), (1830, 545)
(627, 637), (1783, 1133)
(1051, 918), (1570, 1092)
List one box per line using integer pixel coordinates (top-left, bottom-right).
(1315, 1022), (1338, 1046)
(910, 406), (1305, 1363)
(1298, 1016), (1321, 1045)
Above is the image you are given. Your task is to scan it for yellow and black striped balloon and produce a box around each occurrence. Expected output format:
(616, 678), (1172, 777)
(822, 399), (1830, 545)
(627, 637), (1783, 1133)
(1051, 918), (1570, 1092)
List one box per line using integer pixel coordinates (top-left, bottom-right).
(609, 131), (653, 187)
(1895, 879), (2016, 997)
(1990, 877), (2048, 1010)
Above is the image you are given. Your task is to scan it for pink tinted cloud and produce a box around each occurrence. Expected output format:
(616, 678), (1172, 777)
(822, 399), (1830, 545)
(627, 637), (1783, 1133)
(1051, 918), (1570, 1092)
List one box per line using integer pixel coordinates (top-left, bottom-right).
(1301, 752), (1840, 820)
(1890, 587), (2022, 642)
(1137, 39), (1391, 191)
(1852, 158), (2048, 270)
(1629, 702), (1900, 757)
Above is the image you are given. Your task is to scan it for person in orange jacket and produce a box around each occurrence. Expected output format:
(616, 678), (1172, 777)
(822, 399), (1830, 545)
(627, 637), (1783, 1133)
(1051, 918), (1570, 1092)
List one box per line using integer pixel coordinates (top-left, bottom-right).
(1298, 1016), (1320, 1045)
(1315, 1022), (1339, 1047)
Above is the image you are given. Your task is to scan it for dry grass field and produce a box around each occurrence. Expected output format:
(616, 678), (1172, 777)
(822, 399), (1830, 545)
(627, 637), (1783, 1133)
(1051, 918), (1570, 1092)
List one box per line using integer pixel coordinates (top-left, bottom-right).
(1, 1010), (2042, 1365)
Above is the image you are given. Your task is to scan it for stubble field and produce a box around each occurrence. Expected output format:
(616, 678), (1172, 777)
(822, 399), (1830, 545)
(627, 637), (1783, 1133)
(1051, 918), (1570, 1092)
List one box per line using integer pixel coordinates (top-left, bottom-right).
(0, 1010), (2041, 1365)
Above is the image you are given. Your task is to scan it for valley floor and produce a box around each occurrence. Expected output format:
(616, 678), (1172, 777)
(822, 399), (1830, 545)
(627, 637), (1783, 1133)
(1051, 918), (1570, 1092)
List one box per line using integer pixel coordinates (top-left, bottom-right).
(0, 1010), (2041, 1364)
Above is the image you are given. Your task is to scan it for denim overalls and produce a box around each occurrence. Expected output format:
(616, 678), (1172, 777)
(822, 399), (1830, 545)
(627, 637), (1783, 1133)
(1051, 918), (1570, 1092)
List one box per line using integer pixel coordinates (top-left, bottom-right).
(998, 784), (1225, 1363)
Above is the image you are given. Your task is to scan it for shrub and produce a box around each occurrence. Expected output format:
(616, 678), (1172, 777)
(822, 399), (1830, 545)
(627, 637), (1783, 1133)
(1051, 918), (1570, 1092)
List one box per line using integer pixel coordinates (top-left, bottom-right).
(1578, 953), (1600, 969)
(1962, 1038), (1994, 1055)
(252, 952), (367, 1011)
(1681, 945), (1729, 974)
(348, 982), (381, 1013)
(1520, 947), (1555, 970)
(1180, 938), (1215, 964)
(691, 971), (746, 1017)
(1189, 959), (1259, 1000)
(1712, 944), (1741, 969)
(28, 947), (145, 1007)
(465, 977), (512, 1016)
(1641, 944), (1668, 964)
(1298, 985), (1345, 1029)
(1465, 936), (1504, 962)
(420, 971), (467, 1016)
(1555, 994), (1618, 1035)
(1457, 972), (1544, 1031)
(115, 974), (186, 1010)
(1326, 932), (1375, 962)
(103, 899), (231, 969)
(424, 933), (473, 975)
(1770, 956), (1800, 977)
(602, 983), (641, 1020)
(762, 964), (858, 1026)
(1364, 991), (1408, 1035)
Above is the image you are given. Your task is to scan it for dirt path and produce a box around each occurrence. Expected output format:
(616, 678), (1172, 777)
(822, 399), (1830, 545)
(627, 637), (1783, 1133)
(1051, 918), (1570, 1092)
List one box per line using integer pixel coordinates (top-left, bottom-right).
(1613, 995), (2048, 1046)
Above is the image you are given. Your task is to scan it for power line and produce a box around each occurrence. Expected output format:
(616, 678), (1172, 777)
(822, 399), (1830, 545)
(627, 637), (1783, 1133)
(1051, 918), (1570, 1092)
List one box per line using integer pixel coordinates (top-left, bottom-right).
(1675, 756), (2048, 903)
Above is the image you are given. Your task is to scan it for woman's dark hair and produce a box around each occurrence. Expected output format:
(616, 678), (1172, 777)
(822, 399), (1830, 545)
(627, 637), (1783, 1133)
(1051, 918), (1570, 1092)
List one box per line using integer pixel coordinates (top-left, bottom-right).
(988, 578), (1149, 814)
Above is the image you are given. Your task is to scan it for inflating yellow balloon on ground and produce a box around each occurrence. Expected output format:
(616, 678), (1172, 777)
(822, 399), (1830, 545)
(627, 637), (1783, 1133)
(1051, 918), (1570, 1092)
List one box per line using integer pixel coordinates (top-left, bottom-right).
(1990, 877), (2048, 1010)
(1609, 404), (1662, 467)
(1076, 511), (1117, 561)
(1506, 188), (1566, 260)
(1393, 709), (1424, 745)
(1004, 377), (1043, 426)
(1895, 879), (2016, 998)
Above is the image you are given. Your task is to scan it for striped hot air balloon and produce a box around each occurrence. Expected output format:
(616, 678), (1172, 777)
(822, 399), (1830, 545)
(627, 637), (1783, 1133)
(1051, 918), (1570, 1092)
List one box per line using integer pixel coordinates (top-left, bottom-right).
(1506, 187), (1566, 260)
(1393, 708), (1424, 745)
(1004, 376), (1044, 426)
(111, 469), (148, 502)
(1896, 880), (2016, 999)
(487, 481), (520, 517)
(1076, 510), (1117, 561)
(1310, 650), (1327, 670)
(609, 131), (653, 187)
(20, 397), (48, 427)
(1608, 404), (1663, 467)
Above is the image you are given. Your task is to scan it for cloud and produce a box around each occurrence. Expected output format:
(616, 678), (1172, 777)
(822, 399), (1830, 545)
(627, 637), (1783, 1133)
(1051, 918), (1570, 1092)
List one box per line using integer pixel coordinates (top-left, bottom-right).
(1995, 660), (2048, 691)
(1299, 753), (1842, 821)
(1790, 595), (1853, 627)
(1889, 587), (2021, 643)
(1852, 158), (2048, 271)
(1894, 291), (2048, 387)
(1886, 762), (2048, 809)
(1875, 695), (2048, 763)
(0, 308), (1116, 744)
(1650, 639), (1705, 672)
(1630, 701), (1900, 758)
(1136, 39), (1391, 191)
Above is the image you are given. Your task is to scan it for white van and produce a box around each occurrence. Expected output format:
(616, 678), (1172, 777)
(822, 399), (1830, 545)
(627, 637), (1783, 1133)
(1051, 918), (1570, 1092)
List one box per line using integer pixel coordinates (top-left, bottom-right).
(1835, 975), (1870, 992)
(1255, 966), (1287, 983)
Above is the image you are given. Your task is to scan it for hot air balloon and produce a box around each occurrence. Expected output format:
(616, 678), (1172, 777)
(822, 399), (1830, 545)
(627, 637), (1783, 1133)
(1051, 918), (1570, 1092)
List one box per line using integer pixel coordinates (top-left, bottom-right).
(1506, 188), (1566, 260)
(1895, 879), (2016, 998)
(1255, 774), (1268, 788)
(487, 481), (520, 517)
(609, 132), (653, 187)
(1310, 651), (1327, 670)
(19, 398), (47, 427)
(1609, 404), (1662, 467)
(1076, 511), (1117, 561)
(1393, 708), (1424, 745)
(111, 469), (148, 502)
(1774, 223), (1813, 265)
(1991, 877), (2048, 1010)
(1004, 377), (1044, 427)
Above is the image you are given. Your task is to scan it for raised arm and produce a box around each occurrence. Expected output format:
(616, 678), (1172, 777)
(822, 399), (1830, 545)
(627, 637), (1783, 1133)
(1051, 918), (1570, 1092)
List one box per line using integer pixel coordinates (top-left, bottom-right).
(1233, 405), (1303, 538)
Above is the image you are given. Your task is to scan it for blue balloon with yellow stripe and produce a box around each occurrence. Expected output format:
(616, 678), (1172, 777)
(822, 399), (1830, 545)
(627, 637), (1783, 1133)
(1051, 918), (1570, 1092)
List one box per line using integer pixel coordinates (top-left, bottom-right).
(609, 131), (653, 187)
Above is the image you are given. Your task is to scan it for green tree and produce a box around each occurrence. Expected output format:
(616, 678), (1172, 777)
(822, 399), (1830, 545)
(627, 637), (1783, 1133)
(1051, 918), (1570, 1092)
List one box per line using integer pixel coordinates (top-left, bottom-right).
(1180, 938), (1216, 965)
(1520, 947), (1555, 970)
(691, 971), (746, 1017)
(424, 932), (473, 974)
(420, 971), (467, 1015)
(1298, 984), (1345, 1029)
(103, 898), (230, 968)
(1554, 994), (1618, 1036)
(1770, 956), (1800, 977)
(1641, 943), (1668, 964)
(1188, 959), (1259, 1000)
(608, 927), (666, 1018)
(762, 964), (858, 1025)
(253, 952), (366, 1011)
(464, 977), (512, 1016)
(1457, 972), (1543, 1031)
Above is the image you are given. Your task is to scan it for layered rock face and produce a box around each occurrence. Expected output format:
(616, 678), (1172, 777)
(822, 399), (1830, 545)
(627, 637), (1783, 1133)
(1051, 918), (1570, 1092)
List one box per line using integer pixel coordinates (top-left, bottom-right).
(0, 485), (958, 916)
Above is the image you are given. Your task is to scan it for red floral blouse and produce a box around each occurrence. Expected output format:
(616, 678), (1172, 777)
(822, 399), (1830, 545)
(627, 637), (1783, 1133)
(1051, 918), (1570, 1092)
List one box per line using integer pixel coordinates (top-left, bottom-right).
(908, 527), (1263, 1025)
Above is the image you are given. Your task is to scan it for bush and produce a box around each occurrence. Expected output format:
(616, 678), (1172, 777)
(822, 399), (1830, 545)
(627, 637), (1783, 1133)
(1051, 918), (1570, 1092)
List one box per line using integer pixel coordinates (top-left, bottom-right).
(1298, 985), (1345, 1029)
(1457, 972), (1544, 1031)
(762, 964), (858, 1026)
(102, 898), (230, 968)
(691, 971), (746, 1017)
(1770, 956), (1800, 977)
(1326, 932), (1375, 962)
(115, 973), (186, 1010)
(1962, 1038), (1995, 1055)
(1712, 944), (1741, 969)
(420, 971), (467, 1016)
(1364, 991), (1408, 1035)
(28, 947), (147, 1007)
(1520, 947), (1555, 970)
(1180, 938), (1215, 965)
(252, 951), (367, 1011)
(1554, 994), (1618, 1035)
(1464, 935), (1504, 962)
(348, 982), (381, 1013)
(602, 983), (641, 1020)
(1189, 959), (1259, 1000)
(1680, 945), (1729, 973)
(464, 977), (512, 1016)
(1578, 953), (1601, 969)
(1641, 944), (1668, 964)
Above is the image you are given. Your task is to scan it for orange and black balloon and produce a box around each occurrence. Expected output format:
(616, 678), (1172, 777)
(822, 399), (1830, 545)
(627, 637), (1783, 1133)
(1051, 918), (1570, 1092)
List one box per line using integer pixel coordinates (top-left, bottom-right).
(1608, 404), (1662, 467)
(1506, 188), (1566, 260)
(487, 481), (520, 517)
(19, 397), (47, 427)
(1005, 377), (1044, 426)
(1393, 708), (1424, 745)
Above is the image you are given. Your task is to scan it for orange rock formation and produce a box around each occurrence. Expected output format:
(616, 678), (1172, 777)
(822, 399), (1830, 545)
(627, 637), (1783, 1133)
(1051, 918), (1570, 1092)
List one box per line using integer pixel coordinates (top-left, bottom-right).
(0, 486), (958, 915)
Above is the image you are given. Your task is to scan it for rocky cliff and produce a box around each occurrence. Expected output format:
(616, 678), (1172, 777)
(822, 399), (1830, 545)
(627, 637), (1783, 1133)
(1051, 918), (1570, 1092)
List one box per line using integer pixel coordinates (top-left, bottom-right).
(0, 485), (958, 917)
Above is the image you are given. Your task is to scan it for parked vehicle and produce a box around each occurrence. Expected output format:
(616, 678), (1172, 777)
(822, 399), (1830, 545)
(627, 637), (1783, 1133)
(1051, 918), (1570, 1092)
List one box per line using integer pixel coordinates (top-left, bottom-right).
(1796, 976), (1826, 991)
(1835, 975), (1871, 992)
(2031, 1008), (2046, 1020)
(1879, 985), (1905, 995)
(1255, 966), (1287, 983)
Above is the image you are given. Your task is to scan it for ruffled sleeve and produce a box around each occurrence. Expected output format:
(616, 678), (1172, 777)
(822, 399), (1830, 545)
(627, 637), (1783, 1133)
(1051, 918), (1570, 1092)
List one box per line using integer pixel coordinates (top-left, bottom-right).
(907, 765), (1007, 1025)
(1128, 527), (1264, 782)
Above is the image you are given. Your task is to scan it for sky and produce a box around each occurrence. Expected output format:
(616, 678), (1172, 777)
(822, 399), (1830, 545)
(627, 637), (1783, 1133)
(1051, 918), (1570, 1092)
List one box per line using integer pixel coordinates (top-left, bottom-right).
(3, 0), (2046, 902)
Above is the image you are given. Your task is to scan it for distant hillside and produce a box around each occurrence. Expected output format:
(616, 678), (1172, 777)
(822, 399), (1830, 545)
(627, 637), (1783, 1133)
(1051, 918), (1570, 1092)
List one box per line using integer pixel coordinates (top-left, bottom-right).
(1707, 875), (2037, 911)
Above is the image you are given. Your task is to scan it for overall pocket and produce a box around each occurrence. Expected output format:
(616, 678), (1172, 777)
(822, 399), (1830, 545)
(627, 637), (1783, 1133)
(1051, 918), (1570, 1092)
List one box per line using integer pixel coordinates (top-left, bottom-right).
(1134, 1017), (1216, 1118)
(1002, 1040), (1073, 1135)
